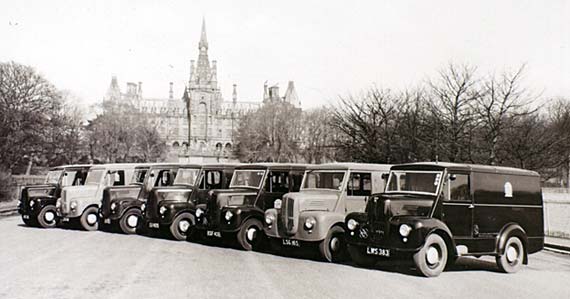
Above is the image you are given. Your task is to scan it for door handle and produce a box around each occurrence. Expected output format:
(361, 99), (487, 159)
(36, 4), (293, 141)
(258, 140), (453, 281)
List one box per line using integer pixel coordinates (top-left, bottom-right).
(468, 204), (475, 209)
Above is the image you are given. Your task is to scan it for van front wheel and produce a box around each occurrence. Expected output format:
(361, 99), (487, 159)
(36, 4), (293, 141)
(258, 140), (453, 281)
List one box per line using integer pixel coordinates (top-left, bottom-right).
(80, 207), (99, 231)
(170, 213), (195, 241)
(319, 226), (347, 263)
(37, 205), (58, 228)
(496, 236), (524, 273)
(119, 209), (141, 234)
(413, 234), (448, 277)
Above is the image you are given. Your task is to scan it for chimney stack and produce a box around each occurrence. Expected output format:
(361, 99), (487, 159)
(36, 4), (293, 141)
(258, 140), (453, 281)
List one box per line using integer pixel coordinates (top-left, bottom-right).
(169, 82), (174, 99)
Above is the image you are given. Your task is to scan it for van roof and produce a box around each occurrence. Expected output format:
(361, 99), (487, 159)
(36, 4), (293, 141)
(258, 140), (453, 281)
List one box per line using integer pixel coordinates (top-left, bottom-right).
(89, 163), (141, 170)
(391, 162), (539, 177)
(200, 163), (244, 169)
(307, 163), (392, 172)
(143, 163), (203, 170)
(236, 163), (308, 171)
(51, 164), (92, 170)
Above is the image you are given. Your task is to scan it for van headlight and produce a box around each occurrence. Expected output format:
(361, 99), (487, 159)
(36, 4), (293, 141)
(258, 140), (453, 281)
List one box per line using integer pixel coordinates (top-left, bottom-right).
(195, 208), (204, 218)
(29, 200), (35, 207)
(159, 206), (167, 215)
(70, 201), (77, 211)
(224, 210), (233, 221)
(56, 199), (61, 209)
(265, 214), (275, 225)
(140, 203), (146, 212)
(399, 224), (412, 237)
(304, 217), (316, 230)
(347, 219), (358, 231)
(110, 202), (117, 211)
(274, 199), (282, 209)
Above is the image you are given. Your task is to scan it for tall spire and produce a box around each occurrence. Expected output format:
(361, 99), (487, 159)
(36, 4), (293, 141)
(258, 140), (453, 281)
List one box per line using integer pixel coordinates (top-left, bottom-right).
(199, 17), (208, 50)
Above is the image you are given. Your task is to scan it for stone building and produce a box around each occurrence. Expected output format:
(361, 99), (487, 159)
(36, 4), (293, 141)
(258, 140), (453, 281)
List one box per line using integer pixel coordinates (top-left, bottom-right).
(103, 19), (300, 163)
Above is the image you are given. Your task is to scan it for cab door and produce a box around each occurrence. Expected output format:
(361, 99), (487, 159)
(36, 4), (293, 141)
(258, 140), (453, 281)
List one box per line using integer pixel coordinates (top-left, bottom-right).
(441, 173), (473, 241)
(344, 172), (372, 213)
(259, 171), (291, 210)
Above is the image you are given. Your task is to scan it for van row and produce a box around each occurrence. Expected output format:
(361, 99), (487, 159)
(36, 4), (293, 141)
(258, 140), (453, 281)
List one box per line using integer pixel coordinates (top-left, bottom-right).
(17, 161), (544, 277)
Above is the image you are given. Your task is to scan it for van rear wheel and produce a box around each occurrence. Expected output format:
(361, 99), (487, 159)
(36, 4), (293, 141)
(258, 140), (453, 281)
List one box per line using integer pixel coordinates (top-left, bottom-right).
(496, 236), (524, 273)
(119, 209), (141, 234)
(37, 205), (58, 228)
(319, 226), (347, 263)
(80, 207), (99, 231)
(413, 234), (448, 277)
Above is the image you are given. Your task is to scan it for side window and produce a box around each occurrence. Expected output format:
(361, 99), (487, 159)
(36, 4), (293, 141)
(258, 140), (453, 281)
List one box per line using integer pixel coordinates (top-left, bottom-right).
(204, 170), (222, 189)
(113, 171), (125, 186)
(291, 171), (304, 192)
(347, 172), (372, 196)
(264, 171), (290, 193)
(156, 170), (173, 187)
(444, 173), (470, 201)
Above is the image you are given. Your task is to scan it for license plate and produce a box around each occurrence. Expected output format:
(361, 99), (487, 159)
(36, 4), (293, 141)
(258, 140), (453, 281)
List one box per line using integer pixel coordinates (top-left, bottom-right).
(62, 217), (69, 222)
(206, 230), (221, 238)
(366, 246), (390, 257)
(104, 219), (111, 224)
(22, 215), (30, 219)
(282, 239), (300, 247)
(149, 222), (159, 229)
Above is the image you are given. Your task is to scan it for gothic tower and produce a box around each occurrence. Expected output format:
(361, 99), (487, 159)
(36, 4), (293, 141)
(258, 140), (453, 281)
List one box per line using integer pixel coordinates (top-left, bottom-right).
(185, 18), (223, 144)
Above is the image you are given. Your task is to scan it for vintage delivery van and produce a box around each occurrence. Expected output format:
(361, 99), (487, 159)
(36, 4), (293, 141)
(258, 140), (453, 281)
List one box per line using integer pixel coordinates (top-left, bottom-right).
(264, 163), (391, 262)
(99, 163), (183, 234)
(193, 163), (306, 250)
(143, 163), (239, 240)
(18, 164), (91, 228)
(56, 163), (138, 231)
(344, 162), (544, 277)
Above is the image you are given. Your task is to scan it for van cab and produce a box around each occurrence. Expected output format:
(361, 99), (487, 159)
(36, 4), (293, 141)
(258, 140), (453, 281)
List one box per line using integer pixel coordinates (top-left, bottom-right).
(99, 163), (183, 234)
(345, 162), (544, 277)
(194, 163), (307, 250)
(56, 164), (138, 231)
(143, 163), (239, 240)
(19, 164), (91, 228)
(264, 163), (391, 262)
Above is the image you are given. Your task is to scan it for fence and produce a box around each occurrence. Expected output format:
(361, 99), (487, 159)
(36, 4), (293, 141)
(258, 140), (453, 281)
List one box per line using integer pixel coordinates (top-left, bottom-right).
(543, 188), (570, 239)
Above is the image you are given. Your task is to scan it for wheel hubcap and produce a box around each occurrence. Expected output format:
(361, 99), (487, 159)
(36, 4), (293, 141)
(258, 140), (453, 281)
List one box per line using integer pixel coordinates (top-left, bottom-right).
(44, 211), (55, 222)
(87, 214), (97, 225)
(330, 237), (340, 252)
(179, 220), (190, 233)
(506, 245), (518, 263)
(426, 246), (440, 265)
(127, 215), (138, 228)
(247, 227), (257, 242)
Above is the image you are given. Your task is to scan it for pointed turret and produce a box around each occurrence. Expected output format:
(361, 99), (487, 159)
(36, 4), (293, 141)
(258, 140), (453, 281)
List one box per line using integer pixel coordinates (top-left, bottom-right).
(232, 84), (237, 105)
(104, 75), (122, 102)
(199, 17), (208, 50)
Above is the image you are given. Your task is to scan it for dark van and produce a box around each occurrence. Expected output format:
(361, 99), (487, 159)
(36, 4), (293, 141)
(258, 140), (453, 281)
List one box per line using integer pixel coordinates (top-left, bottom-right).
(345, 162), (544, 277)
(143, 164), (238, 241)
(99, 163), (186, 234)
(193, 163), (306, 251)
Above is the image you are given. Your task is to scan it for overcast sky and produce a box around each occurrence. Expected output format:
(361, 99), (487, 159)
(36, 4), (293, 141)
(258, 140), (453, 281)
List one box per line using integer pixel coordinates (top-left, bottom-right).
(2, 0), (569, 109)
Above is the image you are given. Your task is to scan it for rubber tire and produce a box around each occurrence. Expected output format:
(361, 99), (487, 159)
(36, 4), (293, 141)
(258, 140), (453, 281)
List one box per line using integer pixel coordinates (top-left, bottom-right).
(347, 244), (376, 267)
(119, 208), (142, 234)
(237, 218), (264, 251)
(413, 234), (448, 277)
(80, 206), (99, 231)
(319, 226), (348, 263)
(496, 236), (524, 273)
(170, 212), (195, 241)
(37, 205), (58, 228)
(22, 215), (37, 227)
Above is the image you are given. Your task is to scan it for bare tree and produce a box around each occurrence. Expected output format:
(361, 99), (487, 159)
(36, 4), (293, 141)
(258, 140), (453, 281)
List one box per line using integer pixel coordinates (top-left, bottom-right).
(428, 63), (481, 162)
(301, 107), (338, 163)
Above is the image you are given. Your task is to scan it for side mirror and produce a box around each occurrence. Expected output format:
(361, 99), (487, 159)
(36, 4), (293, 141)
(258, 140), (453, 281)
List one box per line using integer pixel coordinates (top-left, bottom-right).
(149, 173), (155, 178)
(381, 173), (389, 180)
(449, 174), (457, 181)
(364, 196), (369, 203)
(63, 173), (68, 176)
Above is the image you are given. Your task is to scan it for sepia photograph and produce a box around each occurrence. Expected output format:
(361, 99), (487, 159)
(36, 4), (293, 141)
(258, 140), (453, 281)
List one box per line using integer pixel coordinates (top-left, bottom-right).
(1, 0), (569, 298)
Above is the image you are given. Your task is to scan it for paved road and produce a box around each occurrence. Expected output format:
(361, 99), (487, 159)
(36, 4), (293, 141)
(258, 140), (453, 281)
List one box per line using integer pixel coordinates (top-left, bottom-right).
(1, 215), (569, 299)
